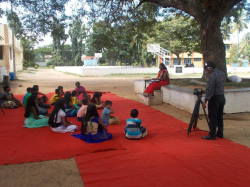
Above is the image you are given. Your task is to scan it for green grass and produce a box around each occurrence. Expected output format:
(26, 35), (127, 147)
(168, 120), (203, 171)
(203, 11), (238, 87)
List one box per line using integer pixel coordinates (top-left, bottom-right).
(17, 69), (37, 74)
(37, 67), (54, 69)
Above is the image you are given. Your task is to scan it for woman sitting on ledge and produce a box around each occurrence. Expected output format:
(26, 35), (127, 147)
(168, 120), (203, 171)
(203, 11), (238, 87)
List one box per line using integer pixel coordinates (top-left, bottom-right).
(143, 63), (170, 97)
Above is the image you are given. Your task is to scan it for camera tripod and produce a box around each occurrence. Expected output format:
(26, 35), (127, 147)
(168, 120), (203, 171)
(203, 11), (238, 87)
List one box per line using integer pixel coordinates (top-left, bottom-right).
(187, 92), (209, 136)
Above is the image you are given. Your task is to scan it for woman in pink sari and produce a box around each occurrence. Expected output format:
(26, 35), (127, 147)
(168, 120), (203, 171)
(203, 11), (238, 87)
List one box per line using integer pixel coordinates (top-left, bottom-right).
(143, 63), (169, 97)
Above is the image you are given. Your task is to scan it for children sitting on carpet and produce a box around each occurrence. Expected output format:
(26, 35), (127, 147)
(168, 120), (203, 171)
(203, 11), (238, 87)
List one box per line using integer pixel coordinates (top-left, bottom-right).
(75, 81), (89, 100)
(77, 99), (90, 121)
(102, 100), (120, 126)
(72, 90), (82, 106)
(36, 98), (49, 115)
(64, 92), (79, 117)
(33, 85), (49, 104)
(71, 104), (112, 143)
(90, 92), (103, 109)
(24, 87), (38, 107)
(48, 99), (78, 133)
(0, 85), (22, 109)
(50, 88), (62, 105)
(23, 93), (49, 128)
(58, 86), (64, 97)
(124, 109), (147, 140)
(23, 87), (31, 104)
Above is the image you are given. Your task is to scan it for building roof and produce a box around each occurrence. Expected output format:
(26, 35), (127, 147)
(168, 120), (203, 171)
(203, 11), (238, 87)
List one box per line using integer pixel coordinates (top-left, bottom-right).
(84, 56), (95, 60)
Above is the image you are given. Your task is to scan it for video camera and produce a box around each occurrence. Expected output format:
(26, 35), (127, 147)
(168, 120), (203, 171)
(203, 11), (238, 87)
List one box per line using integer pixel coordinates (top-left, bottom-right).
(193, 88), (204, 96)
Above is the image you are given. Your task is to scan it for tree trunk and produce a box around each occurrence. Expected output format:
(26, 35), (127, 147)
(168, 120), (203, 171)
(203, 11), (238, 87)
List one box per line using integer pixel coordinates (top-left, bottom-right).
(198, 15), (226, 78)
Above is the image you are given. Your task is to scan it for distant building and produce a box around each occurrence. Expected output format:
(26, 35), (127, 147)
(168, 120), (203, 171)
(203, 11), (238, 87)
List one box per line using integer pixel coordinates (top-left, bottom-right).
(44, 55), (52, 62)
(84, 56), (98, 66)
(0, 24), (23, 73)
(154, 42), (234, 67)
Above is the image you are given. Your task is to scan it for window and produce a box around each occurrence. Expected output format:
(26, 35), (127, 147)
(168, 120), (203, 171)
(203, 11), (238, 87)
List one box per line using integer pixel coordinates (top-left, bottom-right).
(225, 44), (231, 51)
(0, 46), (3, 60)
(10, 47), (12, 60)
(173, 58), (179, 65)
(165, 58), (170, 65)
(194, 58), (202, 61)
(184, 58), (191, 65)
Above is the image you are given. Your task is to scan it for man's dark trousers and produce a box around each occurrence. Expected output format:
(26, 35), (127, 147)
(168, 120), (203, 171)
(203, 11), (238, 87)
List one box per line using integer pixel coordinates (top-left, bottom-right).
(208, 95), (226, 138)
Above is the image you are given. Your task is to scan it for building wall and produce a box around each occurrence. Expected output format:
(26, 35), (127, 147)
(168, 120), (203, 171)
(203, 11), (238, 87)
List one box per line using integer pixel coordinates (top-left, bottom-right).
(0, 24), (23, 72)
(84, 59), (98, 66)
(168, 42), (233, 67)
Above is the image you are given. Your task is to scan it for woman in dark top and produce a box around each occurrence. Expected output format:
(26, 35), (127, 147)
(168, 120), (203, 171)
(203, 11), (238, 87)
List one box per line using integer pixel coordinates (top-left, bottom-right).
(0, 85), (22, 108)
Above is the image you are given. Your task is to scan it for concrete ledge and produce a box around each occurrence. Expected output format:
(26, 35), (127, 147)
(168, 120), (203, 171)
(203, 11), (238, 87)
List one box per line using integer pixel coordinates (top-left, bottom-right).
(138, 90), (163, 105)
(161, 85), (203, 113)
(161, 85), (250, 113)
(135, 79), (250, 113)
(224, 89), (250, 113)
(134, 79), (151, 94)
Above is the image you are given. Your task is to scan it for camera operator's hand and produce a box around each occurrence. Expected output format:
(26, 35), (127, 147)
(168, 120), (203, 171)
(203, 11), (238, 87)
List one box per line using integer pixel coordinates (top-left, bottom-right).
(202, 102), (207, 109)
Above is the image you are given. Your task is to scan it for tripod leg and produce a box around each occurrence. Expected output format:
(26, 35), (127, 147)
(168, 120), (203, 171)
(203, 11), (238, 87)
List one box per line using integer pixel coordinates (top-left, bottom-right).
(1, 107), (4, 115)
(193, 102), (200, 130)
(187, 100), (200, 136)
(200, 100), (209, 125)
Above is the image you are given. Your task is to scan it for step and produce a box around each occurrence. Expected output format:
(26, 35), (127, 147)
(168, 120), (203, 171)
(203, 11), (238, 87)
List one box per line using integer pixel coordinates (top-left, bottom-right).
(138, 90), (163, 105)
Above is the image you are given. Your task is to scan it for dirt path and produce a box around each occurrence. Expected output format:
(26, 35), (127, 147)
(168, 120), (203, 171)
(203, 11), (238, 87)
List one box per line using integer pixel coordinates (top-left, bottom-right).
(1, 68), (250, 187)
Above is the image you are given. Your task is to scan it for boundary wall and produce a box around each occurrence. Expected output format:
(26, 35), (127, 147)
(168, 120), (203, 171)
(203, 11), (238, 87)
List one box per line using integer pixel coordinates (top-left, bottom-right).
(55, 66), (250, 77)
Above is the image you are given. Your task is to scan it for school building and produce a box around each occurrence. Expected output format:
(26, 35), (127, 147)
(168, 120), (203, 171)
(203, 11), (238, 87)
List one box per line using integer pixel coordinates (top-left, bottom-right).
(161, 42), (234, 67)
(0, 24), (23, 75)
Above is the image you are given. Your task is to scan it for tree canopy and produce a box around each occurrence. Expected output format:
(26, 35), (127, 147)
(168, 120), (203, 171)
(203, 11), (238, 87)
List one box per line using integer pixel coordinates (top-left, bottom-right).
(1, 0), (249, 70)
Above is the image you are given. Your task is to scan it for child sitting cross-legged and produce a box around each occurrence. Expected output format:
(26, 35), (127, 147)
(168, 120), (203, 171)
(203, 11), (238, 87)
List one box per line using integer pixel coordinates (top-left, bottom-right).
(77, 99), (90, 121)
(101, 100), (120, 126)
(72, 104), (113, 143)
(48, 99), (78, 133)
(50, 88), (62, 105)
(36, 98), (49, 115)
(90, 92), (103, 109)
(72, 90), (82, 106)
(124, 109), (147, 140)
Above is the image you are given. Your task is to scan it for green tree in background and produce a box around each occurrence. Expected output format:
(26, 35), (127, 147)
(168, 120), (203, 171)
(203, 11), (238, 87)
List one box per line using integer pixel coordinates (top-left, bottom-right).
(86, 0), (250, 75)
(34, 45), (53, 62)
(10, 0), (70, 42)
(239, 32), (250, 61)
(21, 37), (36, 68)
(68, 17), (87, 66)
(51, 18), (68, 66)
(152, 15), (201, 65)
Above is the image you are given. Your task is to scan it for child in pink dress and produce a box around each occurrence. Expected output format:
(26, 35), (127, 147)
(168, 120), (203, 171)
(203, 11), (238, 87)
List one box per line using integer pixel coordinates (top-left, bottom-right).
(75, 81), (89, 100)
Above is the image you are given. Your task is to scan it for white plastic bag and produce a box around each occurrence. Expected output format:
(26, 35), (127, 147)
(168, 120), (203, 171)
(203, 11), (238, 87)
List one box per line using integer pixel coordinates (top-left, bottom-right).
(227, 75), (242, 83)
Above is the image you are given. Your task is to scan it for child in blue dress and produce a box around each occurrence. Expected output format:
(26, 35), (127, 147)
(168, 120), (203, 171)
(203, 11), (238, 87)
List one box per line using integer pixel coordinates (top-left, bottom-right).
(72, 104), (112, 143)
(64, 92), (79, 117)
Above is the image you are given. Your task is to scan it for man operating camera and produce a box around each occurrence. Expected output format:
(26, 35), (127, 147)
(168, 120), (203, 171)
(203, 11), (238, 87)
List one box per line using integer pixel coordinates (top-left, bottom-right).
(202, 61), (226, 140)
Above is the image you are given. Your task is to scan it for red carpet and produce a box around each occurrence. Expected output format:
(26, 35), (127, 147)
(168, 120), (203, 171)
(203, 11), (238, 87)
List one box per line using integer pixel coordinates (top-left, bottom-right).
(0, 92), (124, 165)
(1, 92), (250, 187)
